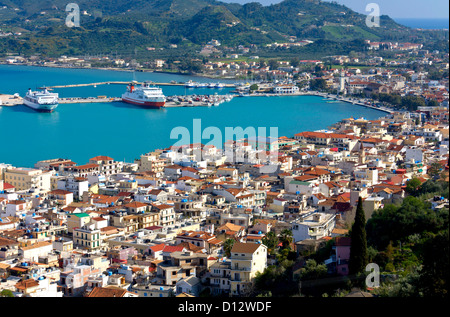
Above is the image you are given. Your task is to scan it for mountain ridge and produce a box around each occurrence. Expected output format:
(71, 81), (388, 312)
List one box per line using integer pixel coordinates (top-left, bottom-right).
(0, 0), (441, 58)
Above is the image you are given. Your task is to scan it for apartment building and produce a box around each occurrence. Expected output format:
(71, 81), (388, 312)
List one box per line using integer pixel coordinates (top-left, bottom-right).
(73, 226), (102, 251)
(89, 156), (123, 176)
(156, 250), (208, 286)
(4, 168), (52, 193)
(291, 212), (336, 242)
(229, 242), (267, 296)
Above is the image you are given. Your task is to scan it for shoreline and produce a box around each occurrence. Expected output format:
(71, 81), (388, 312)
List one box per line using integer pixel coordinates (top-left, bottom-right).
(241, 91), (394, 114)
(0, 63), (393, 114)
(0, 63), (239, 82)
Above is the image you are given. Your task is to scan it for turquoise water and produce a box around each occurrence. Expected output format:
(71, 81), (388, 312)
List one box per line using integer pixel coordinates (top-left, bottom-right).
(0, 65), (386, 167)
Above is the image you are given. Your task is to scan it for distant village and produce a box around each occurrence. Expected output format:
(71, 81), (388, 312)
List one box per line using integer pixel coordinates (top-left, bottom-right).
(1, 38), (448, 108)
(0, 104), (448, 297)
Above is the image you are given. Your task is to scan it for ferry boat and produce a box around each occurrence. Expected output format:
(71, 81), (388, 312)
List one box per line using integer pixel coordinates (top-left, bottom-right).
(23, 88), (59, 112)
(122, 82), (166, 108)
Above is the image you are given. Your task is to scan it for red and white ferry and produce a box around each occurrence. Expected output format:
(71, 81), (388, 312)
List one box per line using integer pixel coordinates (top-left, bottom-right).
(121, 82), (166, 108)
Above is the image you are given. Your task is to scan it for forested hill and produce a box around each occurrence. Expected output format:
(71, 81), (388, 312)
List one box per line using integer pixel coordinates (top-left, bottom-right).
(0, 0), (444, 57)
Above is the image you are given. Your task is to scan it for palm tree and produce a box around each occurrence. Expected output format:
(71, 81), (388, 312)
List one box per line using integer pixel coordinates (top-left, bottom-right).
(279, 229), (293, 250)
(262, 231), (279, 255)
(223, 238), (236, 258)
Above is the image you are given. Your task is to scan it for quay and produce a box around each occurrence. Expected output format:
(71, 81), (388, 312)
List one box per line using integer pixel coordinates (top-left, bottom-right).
(1, 90), (393, 113)
(59, 97), (121, 104)
(45, 81), (236, 89)
(241, 91), (394, 114)
(0, 94), (23, 106)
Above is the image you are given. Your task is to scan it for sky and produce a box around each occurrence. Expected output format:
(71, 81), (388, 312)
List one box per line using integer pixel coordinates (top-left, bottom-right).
(221, 0), (450, 19)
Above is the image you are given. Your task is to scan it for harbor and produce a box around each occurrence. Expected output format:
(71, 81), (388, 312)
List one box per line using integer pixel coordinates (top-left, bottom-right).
(1, 93), (236, 108)
(45, 81), (236, 89)
(0, 65), (388, 167)
(0, 90), (393, 113)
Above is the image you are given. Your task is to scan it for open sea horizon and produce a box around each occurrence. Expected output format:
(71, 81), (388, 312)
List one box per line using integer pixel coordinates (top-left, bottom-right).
(394, 18), (449, 29)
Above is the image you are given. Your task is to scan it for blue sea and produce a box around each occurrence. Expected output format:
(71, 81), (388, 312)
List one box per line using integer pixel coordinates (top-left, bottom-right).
(0, 65), (387, 167)
(394, 18), (449, 29)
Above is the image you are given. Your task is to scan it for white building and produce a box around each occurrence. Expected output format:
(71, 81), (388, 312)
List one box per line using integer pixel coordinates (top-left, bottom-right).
(274, 85), (299, 94)
(291, 212), (336, 242)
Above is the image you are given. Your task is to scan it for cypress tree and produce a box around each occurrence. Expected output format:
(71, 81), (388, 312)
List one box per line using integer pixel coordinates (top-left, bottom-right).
(349, 197), (368, 275)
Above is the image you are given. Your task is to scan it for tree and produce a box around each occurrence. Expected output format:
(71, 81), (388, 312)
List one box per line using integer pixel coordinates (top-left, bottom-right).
(290, 57), (300, 68)
(297, 259), (329, 297)
(268, 59), (279, 70)
(223, 239), (236, 258)
(249, 84), (259, 92)
(349, 197), (368, 275)
(279, 229), (293, 250)
(262, 231), (279, 255)
(427, 100), (440, 107)
(405, 178), (422, 196)
(417, 230), (449, 297)
(309, 78), (327, 91)
(0, 289), (14, 297)
(298, 259), (327, 280)
(428, 162), (443, 180)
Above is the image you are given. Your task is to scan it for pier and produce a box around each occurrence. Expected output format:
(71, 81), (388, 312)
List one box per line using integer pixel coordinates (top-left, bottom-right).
(59, 97), (121, 104)
(45, 81), (236, 89)
(1, 88), (394, 113)
(57, 94), (237, 107)
(0, 94), (23, 106)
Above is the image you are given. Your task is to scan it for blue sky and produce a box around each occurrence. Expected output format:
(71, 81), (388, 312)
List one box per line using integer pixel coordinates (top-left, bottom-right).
(221, 0), (450, 19)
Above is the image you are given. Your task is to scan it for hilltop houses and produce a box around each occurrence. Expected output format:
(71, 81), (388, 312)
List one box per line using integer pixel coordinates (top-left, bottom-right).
(0, 101), (448, 297)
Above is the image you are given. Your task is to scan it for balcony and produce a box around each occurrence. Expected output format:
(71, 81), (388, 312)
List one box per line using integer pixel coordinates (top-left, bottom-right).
(231, 266), (251, 272)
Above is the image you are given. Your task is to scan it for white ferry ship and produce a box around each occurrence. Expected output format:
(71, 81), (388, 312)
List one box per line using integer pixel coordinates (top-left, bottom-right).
(23, 88), (59, 112)
(122, 82), (166, 108)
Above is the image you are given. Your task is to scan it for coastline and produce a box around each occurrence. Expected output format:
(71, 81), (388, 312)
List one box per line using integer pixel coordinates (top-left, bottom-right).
(242, 91), (394, 114)
(0, 62), (238, 81)
(0, 64), (393, 168)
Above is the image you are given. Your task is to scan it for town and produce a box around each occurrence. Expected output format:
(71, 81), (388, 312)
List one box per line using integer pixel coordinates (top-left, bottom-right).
(0, 103), (448, 297)
(1, 37), (448, 111)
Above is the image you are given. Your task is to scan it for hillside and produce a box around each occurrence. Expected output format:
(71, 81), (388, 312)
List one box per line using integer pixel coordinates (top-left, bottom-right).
(0, 0), (444, 58)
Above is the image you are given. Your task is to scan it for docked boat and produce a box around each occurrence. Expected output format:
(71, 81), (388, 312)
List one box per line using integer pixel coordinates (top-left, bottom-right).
(185, 81), (197, 88)
(23, 88), (59, 112)
(122, 82), (166, 108)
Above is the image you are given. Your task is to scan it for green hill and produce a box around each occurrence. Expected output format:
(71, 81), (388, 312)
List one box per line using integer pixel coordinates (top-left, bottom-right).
(0, 0), (445, 58)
